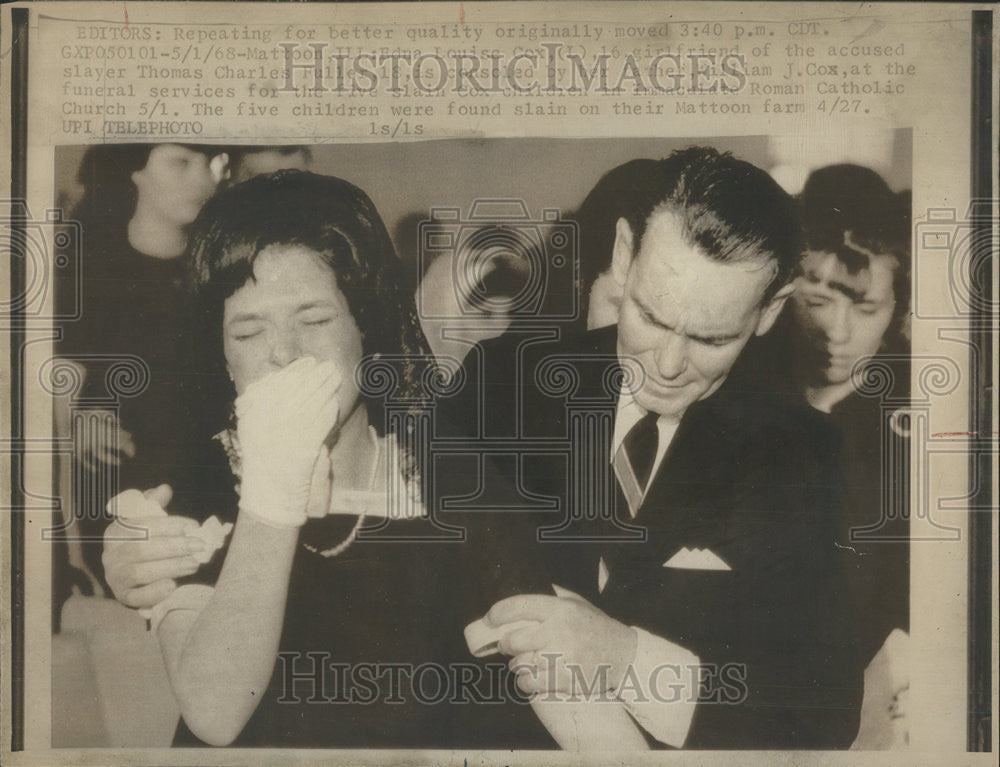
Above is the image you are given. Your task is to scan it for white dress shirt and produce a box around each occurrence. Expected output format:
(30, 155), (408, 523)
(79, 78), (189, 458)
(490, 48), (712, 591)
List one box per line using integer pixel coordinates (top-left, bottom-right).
(605, 388), (701, 748)
(610, 389), (680, 506)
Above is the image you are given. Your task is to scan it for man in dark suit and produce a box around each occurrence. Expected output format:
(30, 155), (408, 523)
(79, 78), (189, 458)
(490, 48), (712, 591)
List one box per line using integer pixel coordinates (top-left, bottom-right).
(446, 147), (863, 748)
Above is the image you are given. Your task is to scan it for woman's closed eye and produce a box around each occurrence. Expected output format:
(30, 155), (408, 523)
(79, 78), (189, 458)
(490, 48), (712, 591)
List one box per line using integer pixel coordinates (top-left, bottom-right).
(299, 310), (339, 327)
(229, 324), (265, 341)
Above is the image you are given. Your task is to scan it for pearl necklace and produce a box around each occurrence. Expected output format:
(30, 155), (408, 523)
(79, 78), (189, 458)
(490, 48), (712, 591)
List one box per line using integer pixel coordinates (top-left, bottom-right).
(301, 425), (381, 559)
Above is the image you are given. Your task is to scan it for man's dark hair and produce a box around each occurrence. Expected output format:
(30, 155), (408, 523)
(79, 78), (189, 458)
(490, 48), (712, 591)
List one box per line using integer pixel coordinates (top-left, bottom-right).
(188, 170), (433, 469)
(572, 158), (658, 305)
(622, 146), (801, 301)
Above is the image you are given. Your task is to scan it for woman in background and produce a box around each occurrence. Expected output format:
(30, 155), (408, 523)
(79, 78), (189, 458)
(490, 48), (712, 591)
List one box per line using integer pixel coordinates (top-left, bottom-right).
(741, 165), (912, 747)
(56, 144), (228, 594)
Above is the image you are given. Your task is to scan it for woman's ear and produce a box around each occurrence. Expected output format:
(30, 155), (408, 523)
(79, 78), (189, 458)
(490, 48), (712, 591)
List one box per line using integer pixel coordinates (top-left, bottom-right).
(610, 217), (635, 288)
(754, 282), (795, 336)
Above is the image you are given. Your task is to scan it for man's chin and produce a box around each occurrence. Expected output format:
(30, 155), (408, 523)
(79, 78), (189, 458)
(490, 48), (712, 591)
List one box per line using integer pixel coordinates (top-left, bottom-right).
(634, 390), (689, 420)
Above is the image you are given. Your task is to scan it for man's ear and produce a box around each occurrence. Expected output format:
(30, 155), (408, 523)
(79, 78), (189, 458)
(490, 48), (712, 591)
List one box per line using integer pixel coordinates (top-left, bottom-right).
(610, 217), (635, 288)
(754, 282), (795, 336)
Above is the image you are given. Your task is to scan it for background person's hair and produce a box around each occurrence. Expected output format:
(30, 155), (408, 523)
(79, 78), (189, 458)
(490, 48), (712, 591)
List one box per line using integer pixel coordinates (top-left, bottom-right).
(226, 145), (313, 184)
(571, 158), (657, 317)
(798, 165), (912, 354)
(72, 143), (220, 240)
(72, 144), (155, 244)
(188, 170), (434, 477)
(622, 146), (801, 301)
(798, 163), (896, 242)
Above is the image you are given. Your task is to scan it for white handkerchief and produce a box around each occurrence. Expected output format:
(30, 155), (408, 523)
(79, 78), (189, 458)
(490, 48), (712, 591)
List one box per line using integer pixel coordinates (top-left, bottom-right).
(463, 619), (538, 658)
(662, 547), (731, 571)
(107, 489), (168, 521)
(463, 585), (589, 658)
(187, 516), (235, 564)
(137, 517), (233, 622)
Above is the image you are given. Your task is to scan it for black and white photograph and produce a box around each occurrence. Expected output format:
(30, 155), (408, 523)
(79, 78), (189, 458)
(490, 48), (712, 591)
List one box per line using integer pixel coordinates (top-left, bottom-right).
(2, 2), (995, 765)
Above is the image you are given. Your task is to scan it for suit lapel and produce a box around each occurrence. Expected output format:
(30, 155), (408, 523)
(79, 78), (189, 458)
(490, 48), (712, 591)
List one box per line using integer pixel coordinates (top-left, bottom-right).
(602, 389), (734, 589)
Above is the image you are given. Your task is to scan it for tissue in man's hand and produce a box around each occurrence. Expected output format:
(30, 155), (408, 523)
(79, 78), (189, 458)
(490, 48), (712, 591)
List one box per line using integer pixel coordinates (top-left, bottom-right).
(464, 618), (538, 658)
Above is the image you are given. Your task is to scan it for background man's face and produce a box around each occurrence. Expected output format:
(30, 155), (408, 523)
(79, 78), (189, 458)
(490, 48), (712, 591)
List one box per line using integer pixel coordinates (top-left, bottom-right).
(131, 144), (220, 226)
(791, 250), (896, 386)
(232, 149), (310, 184)
(616, 210), (776, 419)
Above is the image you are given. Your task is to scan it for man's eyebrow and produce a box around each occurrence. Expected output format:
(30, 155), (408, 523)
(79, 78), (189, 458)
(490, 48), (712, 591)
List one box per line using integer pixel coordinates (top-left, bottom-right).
(635, 295), (741, 343)
(634, 294), (673, 331)
(688, 329), (743, 343)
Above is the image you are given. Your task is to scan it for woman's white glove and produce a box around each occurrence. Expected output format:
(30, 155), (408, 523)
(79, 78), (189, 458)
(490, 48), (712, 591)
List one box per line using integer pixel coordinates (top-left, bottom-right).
(234, 357), (341, 528)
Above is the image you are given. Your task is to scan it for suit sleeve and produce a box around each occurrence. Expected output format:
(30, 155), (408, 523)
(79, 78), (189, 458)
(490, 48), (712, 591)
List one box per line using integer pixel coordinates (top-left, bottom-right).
(431, 350), (559, 749)
(696, 416), (861, 749)
(629, 411), (864, 749)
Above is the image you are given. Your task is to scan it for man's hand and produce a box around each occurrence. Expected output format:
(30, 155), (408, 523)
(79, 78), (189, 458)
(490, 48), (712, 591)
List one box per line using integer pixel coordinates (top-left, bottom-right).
(74, 409), (136, 471)
(103, 485), (207, 609)
(486, 593), (638, 696)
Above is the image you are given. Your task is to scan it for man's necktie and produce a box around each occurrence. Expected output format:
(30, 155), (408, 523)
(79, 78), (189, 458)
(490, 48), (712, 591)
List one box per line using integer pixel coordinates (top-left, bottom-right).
(613, 411), (659, 517)
(603, 411), (660, 593)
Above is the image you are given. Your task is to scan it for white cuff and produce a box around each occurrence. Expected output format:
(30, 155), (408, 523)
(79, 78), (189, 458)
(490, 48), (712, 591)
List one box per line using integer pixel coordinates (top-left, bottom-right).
(530, 694), (649, 751)
(616, 627), (700, 748)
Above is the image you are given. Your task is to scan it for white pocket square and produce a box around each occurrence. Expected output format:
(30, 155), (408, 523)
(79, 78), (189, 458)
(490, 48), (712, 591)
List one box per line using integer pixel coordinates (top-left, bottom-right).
(663, 547), (731, 571)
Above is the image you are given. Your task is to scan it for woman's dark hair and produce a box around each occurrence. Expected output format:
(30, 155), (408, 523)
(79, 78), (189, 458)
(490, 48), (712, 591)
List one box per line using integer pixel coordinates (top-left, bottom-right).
(71, 144), (156, 245)
(798, 165), (911, 354)
(798, 164), (895, 239)
(72, 143), (219, 242)
(188, 170), (434, 477)
(571, 158), (657, 323)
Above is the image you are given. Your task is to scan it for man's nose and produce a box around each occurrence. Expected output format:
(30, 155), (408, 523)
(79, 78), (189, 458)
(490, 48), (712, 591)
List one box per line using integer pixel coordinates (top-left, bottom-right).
(653, 332), (688, 380)
(269, 329), (301, 368)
